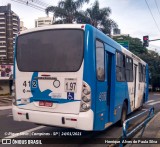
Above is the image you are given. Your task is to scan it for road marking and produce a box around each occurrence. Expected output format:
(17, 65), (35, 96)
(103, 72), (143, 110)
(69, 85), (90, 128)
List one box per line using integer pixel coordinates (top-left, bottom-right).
(154, 93), (160, 95)
(7, 114), (13, 117)
(142, 109), (148, 110)
(0, 106), (12, 110)
(146, 100), (155, 103)
(2, 98), (12, 101)
(3, 126), (46, 139)
(0, 99), (9, 103)
(148, 101), (160, 105)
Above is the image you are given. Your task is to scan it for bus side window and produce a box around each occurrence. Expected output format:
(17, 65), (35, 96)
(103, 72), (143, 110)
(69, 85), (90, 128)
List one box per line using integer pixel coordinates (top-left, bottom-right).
(125, 56), (133, 82)
(96, 40), (105, 81)
(116, 52), (125, 82)
(143, 65), (146, 82)
(139, 63), (143, 82)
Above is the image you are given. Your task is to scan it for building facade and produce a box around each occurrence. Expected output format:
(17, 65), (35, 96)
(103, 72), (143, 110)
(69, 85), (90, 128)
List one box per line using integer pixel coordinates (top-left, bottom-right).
(0, 4), (20, 64)
(113, 28), (121, 35)
(35, 16), (54, 27)
(20, 21), (27, 31)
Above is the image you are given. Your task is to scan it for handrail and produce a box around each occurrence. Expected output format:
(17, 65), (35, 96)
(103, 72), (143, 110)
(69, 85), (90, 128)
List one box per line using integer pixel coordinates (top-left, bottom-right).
(120, 107), (154, 147)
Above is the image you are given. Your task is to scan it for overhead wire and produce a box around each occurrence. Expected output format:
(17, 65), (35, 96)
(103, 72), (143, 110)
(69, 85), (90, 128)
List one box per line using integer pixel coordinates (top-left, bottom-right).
(145, 0), (160, 33)
(11, 0), (53, 13)
(154, 0), (160, 18)
(32, 0), (50, 7)
(11, 0), (45, 12)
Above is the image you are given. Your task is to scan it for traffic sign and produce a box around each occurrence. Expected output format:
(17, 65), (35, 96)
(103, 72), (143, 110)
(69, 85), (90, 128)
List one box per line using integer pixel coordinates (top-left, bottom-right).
(117, 41), (129, 50)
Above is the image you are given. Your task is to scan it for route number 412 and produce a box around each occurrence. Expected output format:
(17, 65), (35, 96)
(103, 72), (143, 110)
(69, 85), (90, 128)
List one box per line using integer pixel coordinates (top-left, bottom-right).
(23, 80), (37, 88)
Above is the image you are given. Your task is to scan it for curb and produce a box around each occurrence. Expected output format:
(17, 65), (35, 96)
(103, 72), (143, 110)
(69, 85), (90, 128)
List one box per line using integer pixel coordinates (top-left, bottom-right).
(143, 111), (160, 130)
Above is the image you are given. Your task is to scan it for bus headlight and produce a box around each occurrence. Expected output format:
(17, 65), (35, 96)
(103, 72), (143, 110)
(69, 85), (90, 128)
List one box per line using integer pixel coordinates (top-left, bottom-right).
(80, 81), (91, 112)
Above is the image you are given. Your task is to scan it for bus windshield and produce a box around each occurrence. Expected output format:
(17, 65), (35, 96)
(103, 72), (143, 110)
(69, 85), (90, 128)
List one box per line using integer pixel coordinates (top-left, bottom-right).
(16, 29), (84, 72)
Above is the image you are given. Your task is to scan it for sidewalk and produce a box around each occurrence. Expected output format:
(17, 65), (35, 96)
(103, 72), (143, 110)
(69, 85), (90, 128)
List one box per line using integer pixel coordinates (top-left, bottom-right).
(0, 96), (12, 106)
(126, 112), (160, 147)
(139, 112), (160, 138)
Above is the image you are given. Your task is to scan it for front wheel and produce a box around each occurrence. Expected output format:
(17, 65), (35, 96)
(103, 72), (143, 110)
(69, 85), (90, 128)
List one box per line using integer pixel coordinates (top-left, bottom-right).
(119, 102), (127, 127)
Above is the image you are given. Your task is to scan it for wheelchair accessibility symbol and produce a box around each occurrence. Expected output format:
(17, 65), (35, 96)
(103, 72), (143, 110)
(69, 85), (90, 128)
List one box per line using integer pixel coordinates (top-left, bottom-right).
(67, 92), (74, 100)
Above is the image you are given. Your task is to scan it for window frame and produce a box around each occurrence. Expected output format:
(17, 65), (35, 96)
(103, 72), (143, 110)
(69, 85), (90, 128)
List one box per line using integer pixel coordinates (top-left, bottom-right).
(139, 63), (143, 82)
(16, 29), (84, 72)
(95, 39), (105, 82)
(125, 55), (133, 82)
(142, 65), (146, 82)
(116, 51), (126, 82)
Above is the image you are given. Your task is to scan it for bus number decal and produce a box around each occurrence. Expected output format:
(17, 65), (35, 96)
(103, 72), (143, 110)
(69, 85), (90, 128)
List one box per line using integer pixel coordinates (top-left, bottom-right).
(32, 80), (37, 88)
(99, 92), (107, 101)
(23, 81), (27, 87)
(66, 82), (76, 91)
(65, 79), (77, 92)
(23, 80), (37, 88)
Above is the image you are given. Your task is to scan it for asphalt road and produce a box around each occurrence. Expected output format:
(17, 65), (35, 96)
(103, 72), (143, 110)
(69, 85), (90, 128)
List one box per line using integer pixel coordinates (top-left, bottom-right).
(0, 93), (160, 146)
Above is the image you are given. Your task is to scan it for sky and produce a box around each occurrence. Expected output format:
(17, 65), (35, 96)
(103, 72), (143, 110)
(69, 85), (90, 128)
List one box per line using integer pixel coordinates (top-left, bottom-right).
(1, 0), (160, 52)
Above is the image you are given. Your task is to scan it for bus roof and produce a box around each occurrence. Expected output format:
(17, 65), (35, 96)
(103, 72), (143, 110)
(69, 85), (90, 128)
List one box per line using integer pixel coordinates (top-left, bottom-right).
(19, 24), (86, 35)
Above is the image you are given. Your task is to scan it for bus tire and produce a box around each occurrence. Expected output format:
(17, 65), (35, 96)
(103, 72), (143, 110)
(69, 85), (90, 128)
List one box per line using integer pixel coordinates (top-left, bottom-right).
(119, 102), (127, 127)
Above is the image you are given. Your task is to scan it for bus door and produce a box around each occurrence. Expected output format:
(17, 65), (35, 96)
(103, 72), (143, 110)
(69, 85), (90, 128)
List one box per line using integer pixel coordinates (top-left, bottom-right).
(95, 40), (114, 130)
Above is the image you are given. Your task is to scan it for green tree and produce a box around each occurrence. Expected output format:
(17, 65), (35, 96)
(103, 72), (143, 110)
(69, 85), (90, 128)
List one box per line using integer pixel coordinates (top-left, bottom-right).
(113, 35), (147, 55)
(140, 50), (160, 91)
(77, 0), (118, 35)
(113, 35), (160, 91)
(45, 0), (89, 24)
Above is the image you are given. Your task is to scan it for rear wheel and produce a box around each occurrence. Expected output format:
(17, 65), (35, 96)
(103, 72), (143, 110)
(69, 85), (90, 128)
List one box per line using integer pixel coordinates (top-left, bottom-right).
(120, 102), (127, 127)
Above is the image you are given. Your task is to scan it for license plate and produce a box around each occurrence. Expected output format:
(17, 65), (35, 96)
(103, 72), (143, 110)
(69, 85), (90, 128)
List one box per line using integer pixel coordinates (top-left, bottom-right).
(39, 101), (53, 107)
(65, 78), (77, 92)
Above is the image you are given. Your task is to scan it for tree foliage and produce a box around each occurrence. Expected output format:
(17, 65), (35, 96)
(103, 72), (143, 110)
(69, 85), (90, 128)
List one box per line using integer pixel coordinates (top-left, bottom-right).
(113, 35), (160, 91)
(77, 0), (118, 35)
(45, 0), (89, 23)
(46, 0), (118, 35)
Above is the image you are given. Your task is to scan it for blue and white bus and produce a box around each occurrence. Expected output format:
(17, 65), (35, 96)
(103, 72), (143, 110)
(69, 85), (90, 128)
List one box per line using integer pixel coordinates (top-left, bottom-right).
(12, 24), (148, 131)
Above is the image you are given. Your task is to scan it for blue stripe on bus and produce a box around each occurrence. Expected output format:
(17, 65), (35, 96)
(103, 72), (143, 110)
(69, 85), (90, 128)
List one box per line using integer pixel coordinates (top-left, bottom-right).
(16, 72), (80, 106)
